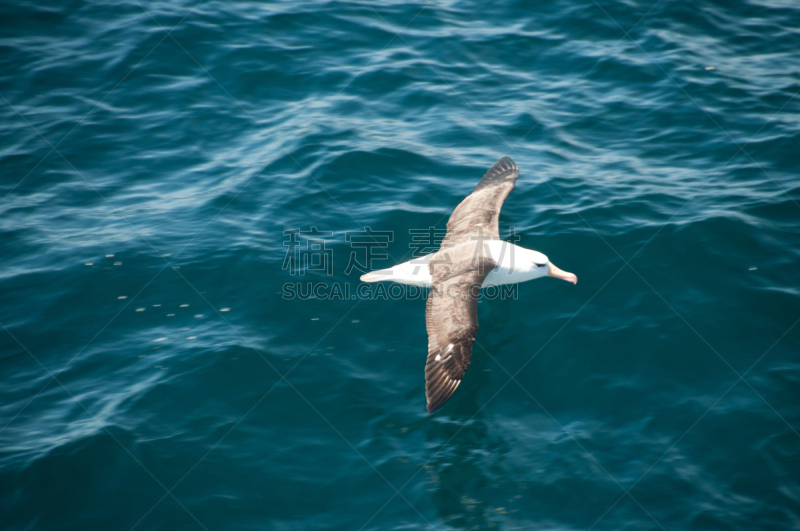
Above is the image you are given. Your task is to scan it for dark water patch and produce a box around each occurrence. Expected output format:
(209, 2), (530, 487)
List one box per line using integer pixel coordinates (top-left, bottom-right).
(2, 0), (800, 529)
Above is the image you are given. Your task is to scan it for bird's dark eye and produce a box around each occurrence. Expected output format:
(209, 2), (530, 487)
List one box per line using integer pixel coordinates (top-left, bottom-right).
(534, 263), (546, 268)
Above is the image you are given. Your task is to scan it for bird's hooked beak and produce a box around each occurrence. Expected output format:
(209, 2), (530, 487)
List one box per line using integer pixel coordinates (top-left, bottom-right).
(548, 262), (577, 284)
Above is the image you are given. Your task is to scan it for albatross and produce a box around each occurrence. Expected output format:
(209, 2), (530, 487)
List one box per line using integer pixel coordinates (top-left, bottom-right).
(360, 157), (577, 413)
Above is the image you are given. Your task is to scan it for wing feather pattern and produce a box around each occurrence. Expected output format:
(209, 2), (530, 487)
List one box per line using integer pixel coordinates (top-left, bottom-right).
(424, 157), (520, 413)
(441, 157), (519, 249)
(424, 252), (493, 413)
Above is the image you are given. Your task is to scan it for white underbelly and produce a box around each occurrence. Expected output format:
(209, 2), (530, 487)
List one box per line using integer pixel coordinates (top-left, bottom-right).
(482, 265), (516, 287)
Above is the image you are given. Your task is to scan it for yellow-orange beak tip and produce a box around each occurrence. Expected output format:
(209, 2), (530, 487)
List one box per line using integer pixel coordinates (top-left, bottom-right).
(548, 263), (577, 285)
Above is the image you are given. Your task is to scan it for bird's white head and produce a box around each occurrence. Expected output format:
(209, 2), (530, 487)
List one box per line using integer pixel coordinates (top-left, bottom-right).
(517, 246), (577, 285)
(484, 242), (577, 286)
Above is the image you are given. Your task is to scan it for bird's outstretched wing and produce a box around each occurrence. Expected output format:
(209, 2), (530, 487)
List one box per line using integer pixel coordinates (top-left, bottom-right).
(424, 157), (520, 413)
(424, 249), (494, 413)
(441, 156), (519, 249)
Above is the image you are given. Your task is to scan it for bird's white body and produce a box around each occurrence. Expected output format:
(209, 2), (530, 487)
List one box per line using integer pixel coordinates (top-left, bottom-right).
(361, 240), (553, 288)
(357, 156), (577, 413)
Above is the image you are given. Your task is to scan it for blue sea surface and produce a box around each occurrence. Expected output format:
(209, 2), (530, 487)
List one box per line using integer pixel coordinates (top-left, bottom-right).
(2, 0), (800, 529)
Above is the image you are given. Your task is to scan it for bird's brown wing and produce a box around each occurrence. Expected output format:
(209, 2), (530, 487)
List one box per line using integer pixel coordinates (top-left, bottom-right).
(423, 157), (520, 413)
(440, 157), (519, 249)
(424, 248), (495, 413)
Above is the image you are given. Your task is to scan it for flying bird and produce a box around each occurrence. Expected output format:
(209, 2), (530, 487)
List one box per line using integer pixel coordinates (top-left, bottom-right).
(361, 157), (577, 413)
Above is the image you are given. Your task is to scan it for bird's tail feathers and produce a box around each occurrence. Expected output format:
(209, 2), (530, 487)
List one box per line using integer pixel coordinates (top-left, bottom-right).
(360, 268), (394, 283)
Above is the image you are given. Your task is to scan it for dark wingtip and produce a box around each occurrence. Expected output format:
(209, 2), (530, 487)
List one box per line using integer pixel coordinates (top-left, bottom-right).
(474, 156), (520, 191)
(426, 395), (438, 414)
(489, 156), (517, 175)
(426, 399), (444, 414)
(425, 375), (461, 414)
(496, 156), (517, 170)
(425, 384), (446, 414)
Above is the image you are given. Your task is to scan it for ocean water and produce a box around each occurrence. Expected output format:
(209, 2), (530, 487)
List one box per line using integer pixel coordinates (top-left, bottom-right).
(2, 0), (799, 529)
